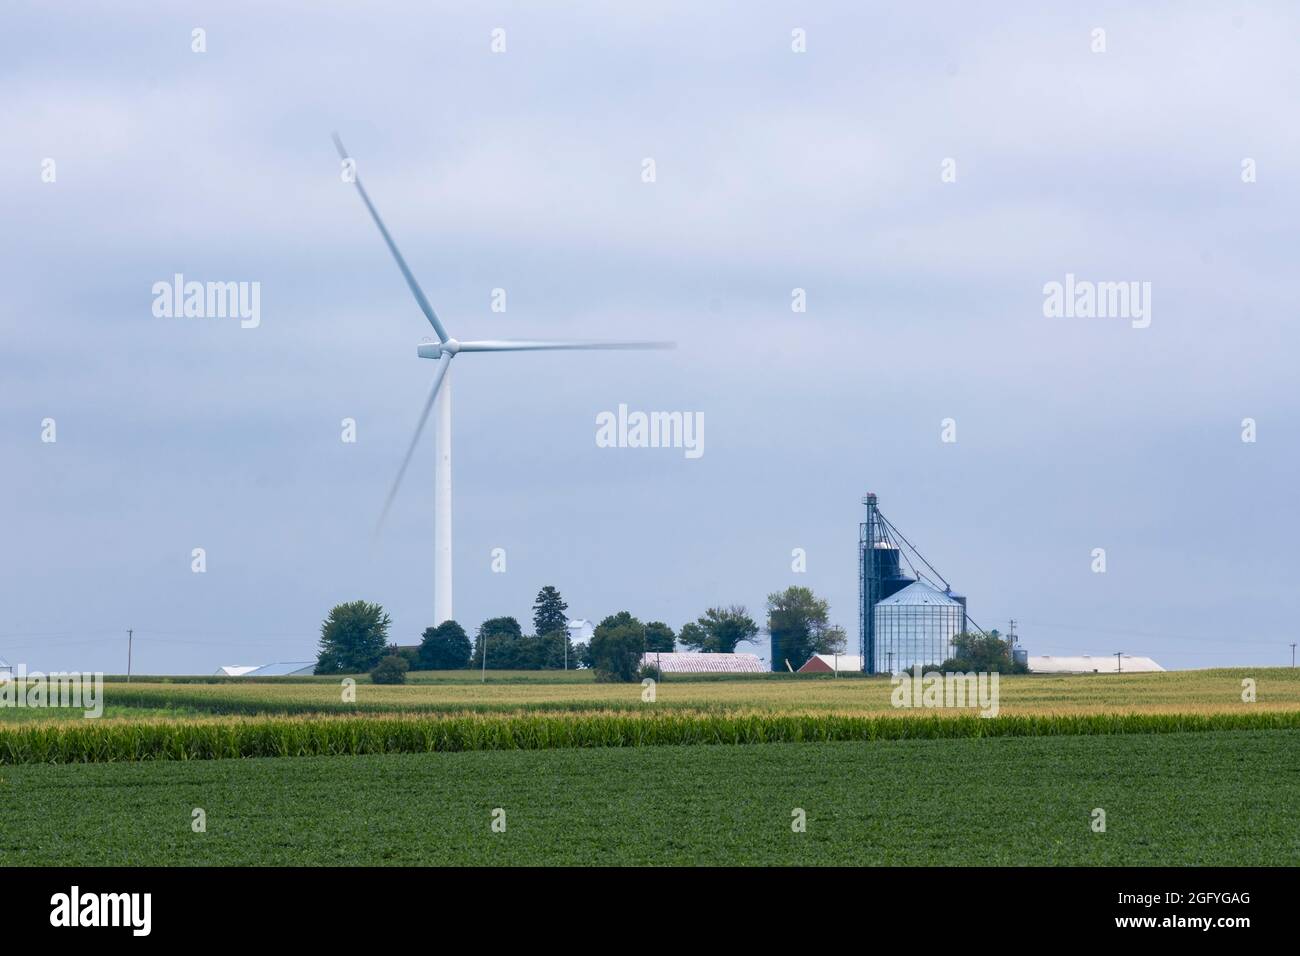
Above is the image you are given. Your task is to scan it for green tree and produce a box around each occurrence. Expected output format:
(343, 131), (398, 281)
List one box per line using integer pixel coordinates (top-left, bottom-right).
(475, 617), (523, 669)
(590, 611), (645, 682)
(678, 622), (706, 652)
(370, 654), (409, 685)
(644, 621), (676, 652)
(390, 644), (420, 669)
(315, 600), (391, 674)
(534, 630), (573, 669)
(502, 633), (548, 670)
(418, 620), (472, 670)
(679, 605), (758, 653)
(766, 587), (833, 672)
(941, 632), (1026, 674)
(818, 624), (848, 655)
(532, 586), (569, 639)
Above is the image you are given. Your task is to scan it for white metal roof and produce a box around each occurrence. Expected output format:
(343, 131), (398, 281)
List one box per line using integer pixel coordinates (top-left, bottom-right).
(216, 662), (316, 677)
(875, 580), (963, 607)
(639, 652), (766, 673)
(247, 662), (316, 676)
(1028, 655), (1164, 674)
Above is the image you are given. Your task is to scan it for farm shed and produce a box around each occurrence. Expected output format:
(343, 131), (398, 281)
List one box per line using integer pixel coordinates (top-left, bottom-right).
(798, 654), (864, 674)
(1028, 655), (1164, 674)
(215, 662), (315, 677)
(639, 652), (765, 674)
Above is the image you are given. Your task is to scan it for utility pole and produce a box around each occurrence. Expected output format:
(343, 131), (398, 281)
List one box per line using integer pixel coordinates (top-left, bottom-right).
(1291, 643), (1296, 668)
(127, 629), (133, 683)
(481, 634), (487, 683)
(1008, 619), (1017, 645)
(1115, 651), (1123, 674)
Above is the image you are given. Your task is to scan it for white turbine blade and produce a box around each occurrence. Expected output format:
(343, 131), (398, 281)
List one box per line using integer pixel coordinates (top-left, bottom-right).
(332, 132), (450, 343)
(375, 351), (453, 536)
(455, 339), (676, 352)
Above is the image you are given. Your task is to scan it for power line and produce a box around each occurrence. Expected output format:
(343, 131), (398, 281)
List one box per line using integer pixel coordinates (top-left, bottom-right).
(0, 628), (314, 641)
(0, 636), (311, 651)
(1013, 619), (1284, 646)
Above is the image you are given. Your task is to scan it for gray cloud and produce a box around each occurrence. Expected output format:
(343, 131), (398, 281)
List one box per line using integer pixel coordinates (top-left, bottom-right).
(3, 2), (1297, 672)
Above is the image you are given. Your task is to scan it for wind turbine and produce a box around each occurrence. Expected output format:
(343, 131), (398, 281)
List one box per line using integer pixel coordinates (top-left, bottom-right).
(333, 134), (673, 626)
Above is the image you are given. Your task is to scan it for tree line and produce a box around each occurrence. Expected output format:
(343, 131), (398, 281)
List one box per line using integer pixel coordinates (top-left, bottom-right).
(314, 585), (847, 683)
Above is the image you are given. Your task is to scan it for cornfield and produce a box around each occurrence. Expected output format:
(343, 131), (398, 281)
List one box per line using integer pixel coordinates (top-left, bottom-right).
(76, 667), (1300, 719)
(4, 709), (1299, 765)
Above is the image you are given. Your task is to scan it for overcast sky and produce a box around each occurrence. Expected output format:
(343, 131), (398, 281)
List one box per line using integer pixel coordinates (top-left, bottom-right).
(3, 2), (1297, 673)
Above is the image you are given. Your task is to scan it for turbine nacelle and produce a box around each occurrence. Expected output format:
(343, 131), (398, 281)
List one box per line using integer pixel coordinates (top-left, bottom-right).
(418, 340), (458, 359)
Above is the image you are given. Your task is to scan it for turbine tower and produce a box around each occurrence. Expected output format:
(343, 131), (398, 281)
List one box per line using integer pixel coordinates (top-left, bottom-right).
(334, 134), (673, 625)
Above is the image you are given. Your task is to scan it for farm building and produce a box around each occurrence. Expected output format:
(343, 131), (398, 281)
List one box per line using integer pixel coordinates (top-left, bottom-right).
(1028, 655), (1164, 674)
(567, 619), (595, 643)
(215, 665), (259, 677)
(639, 652), (765, 674)
(215, 662), (315, 677)
(873, 581), (966, 675)
(855, 493), (971, 675)
(798, 654), (864, 674)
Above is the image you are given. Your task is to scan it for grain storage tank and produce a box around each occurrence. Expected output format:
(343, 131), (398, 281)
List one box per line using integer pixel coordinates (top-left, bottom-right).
(1012, 646), (1029, 669)
(946, 590), (969, 633)
(872, 542), (914, 601)
(872, 580), (966, 674)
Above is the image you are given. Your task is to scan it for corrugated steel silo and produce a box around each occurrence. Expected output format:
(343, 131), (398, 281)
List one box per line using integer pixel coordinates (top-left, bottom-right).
(873, 580), (965, 674)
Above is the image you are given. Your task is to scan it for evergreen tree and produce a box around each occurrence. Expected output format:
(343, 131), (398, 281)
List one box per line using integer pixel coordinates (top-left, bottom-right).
(532, 586), (569, 639)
